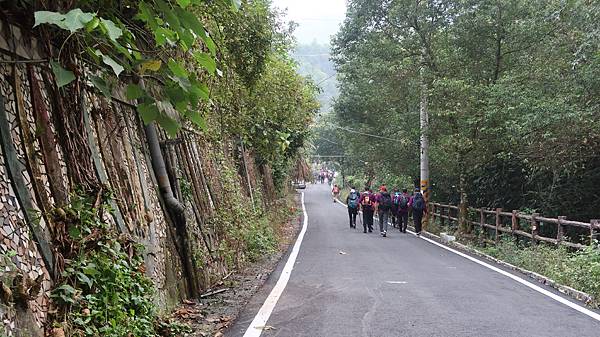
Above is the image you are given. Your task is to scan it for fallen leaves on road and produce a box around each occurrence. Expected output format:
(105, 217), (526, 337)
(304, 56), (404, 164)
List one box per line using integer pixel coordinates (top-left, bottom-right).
(338, 250), (348, 255)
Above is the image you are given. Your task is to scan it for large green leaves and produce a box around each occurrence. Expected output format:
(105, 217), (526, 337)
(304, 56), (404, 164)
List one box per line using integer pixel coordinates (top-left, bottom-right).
(34, 9), (94, 33)
(50, 61), (75, 88)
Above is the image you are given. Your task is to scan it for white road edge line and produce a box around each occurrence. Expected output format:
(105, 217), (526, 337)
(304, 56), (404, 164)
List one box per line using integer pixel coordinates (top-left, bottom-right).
(242, 192), (309, 337)
(334, 197), (600, 322)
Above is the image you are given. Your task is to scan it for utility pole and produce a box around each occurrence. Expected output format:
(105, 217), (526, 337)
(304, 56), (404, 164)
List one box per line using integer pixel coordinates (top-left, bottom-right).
(419, 56), (430, 230)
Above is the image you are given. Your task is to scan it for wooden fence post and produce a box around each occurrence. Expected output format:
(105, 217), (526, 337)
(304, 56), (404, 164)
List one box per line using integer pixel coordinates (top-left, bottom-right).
(480, 208), (485, 241)
(531, 213), (540, 244)
(495, 208), (502, 243)
(557, 216), (566, 246)
(440, 205), (445, 228)
(511, 210), (518, 235)
(431, 203), (436, 225)
(590, 219), (599, 245)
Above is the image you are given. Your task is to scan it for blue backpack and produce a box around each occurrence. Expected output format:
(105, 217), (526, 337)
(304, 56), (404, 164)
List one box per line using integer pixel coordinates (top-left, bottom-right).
(348, 191), (359, 209)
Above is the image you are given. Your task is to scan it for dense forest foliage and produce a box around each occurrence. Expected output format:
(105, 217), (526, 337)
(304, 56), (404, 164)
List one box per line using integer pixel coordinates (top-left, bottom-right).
(319, 0), (600, 221)
(0, 1), (319, 335)
(11, 0), (319, 190)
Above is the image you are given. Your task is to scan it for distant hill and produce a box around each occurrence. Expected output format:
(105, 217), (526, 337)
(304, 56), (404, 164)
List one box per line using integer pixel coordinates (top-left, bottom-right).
(292, 42), (338, 113)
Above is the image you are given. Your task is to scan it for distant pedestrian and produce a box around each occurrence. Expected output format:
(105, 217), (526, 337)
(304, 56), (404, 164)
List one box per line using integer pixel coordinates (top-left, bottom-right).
(391, 188), (400, 228)
(376, 186), (392, 237)
(397, 188), (410, 233)
(410, 188), (427, 235)
(332, 184), (340, 202)
(346, 187), (359, 228)
(359, 187), (375, 233)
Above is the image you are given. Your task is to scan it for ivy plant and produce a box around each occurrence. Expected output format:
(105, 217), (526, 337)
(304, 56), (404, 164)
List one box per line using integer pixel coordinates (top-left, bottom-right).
(33, 0), (239, 136)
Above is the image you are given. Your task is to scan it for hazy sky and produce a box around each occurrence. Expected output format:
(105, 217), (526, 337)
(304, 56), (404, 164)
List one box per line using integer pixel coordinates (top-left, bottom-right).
(271, 0), (347, 44)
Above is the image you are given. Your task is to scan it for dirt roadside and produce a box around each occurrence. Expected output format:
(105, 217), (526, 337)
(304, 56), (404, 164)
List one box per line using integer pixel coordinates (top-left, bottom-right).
(163, 193), (303, 337)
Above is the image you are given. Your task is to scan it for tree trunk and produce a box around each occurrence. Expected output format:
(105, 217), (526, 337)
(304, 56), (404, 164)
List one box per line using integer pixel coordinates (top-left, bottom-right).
(458, 170), (470, 234)
(419, 57), (430, 230)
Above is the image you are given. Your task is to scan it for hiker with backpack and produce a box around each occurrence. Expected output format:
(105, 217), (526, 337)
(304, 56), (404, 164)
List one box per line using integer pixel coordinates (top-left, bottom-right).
(375, 186), (392, 237)
(346, 187), (359, 228)
(391, 188), (400, 228)
(396, 188), (410, 233)
(332, 184), (340, 202)
(409, 188), (427, 235)
(359, 187), (375, 233)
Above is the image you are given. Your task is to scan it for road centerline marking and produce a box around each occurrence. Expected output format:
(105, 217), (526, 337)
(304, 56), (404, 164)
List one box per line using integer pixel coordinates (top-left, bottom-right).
(242, 192), (309, 337)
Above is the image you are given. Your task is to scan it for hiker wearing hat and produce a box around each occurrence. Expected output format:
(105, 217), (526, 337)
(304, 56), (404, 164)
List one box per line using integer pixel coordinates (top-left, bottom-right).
(409, 187), (427, 235)
(359, 187), (375, 233)
(375, 185), (392, 237)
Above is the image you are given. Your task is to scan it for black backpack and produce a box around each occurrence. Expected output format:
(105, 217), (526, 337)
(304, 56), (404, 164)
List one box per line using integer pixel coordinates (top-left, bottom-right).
(398, 194), (409, 209)
(379, 192), (392, 211)
(412, 193), (425, 211)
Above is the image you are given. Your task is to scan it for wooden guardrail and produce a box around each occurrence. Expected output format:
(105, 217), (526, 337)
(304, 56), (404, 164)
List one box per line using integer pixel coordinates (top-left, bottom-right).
(429, 202), (600, 249)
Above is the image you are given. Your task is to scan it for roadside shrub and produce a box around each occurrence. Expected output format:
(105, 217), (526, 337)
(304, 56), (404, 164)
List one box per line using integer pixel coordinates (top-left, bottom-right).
(478, 237), (600, 306)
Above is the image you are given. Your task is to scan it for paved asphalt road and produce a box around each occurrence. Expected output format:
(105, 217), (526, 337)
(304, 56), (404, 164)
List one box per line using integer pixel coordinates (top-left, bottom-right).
(227, 184), (600, 337)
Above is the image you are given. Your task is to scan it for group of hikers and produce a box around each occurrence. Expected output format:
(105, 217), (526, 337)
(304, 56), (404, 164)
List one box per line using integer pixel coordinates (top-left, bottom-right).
(340, 185), (428, 237)
(316, 169), (335, 185)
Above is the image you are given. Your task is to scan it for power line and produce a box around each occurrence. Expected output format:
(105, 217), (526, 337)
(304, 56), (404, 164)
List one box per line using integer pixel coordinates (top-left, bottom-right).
(331, 124), (398, 142)
(316, 73), (337, 85)
(318, 136), (339, 145)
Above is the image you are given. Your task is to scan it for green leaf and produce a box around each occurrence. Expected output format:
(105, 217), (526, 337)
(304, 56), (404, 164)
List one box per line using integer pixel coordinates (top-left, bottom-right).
(85, 16), (100, 32)
(153, 27), (176, 46)
(186, 110), (206, 129)
(189, 82), (209, 102)
(34, 9), (95, 33)
(137, 102), (159, 124)
(101, 54), (124, 77)
(90, 75), (112, 98)
(230, 0), (241, 10)
(77, 272), (93, 288)
(34, 11), (68, 30)
(202, 34), (217, 56)
(68, 225), (81, 239)
(50, 61), (75, 88)
(136, 2), (158, 30)
(99, 18), (123, 41)
(167, 59), (189, 78)
(193, 52), (216, 74)
(178, 30), (195, 51)
(177, 0), (191, 8)
(126, 84), (144, 100)
(56, 284), (76, 295)
(175, 7), (205, 37)
(156, 0), (181, 31)
(63, 9), (95, 32)
(156, 113), (180, 137)
(140, 59), (162, 73)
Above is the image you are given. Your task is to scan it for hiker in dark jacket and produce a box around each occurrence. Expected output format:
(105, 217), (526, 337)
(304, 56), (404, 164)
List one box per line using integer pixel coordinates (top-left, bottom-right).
(391, 188), (400, 228)
(346, 187), (359, 228)
(397, 188), (410, 233)
(375, 186), (392, 237)
(359, 188), (375, 233)
(409, 188), (428, 235)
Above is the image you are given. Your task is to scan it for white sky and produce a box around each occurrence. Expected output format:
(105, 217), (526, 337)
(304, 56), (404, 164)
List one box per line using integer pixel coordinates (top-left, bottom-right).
(271, 0), (347, 44)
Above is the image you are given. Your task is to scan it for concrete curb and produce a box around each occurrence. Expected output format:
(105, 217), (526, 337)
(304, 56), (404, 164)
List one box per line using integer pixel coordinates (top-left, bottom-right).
(415, 227), (597, 308)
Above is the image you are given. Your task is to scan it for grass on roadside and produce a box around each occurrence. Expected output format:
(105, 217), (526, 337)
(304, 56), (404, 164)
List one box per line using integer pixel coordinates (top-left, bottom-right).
(474, 236), (600, 307)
